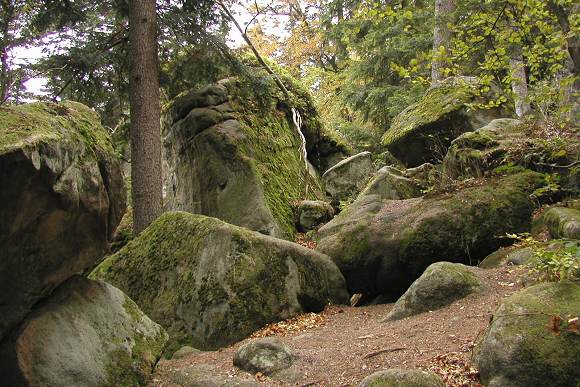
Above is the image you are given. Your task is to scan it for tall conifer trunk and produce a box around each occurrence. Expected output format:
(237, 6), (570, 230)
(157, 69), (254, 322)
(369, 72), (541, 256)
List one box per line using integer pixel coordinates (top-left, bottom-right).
(128, 0), (163, 234)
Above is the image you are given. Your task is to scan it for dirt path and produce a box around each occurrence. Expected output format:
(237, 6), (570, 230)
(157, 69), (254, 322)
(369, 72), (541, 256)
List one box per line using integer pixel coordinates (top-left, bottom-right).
(151, 265), (527, 387)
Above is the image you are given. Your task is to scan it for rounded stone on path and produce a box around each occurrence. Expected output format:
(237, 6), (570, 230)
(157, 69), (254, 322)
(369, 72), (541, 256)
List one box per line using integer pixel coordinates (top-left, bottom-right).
(172, 346), (201, 360)
(384, 262), (482, 321)
(359, 368), (444, 387)
(233, 337), (296, 376)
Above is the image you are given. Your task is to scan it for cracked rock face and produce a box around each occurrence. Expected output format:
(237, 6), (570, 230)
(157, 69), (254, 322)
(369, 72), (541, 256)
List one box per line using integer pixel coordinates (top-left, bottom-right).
(0, 102), (125, 340)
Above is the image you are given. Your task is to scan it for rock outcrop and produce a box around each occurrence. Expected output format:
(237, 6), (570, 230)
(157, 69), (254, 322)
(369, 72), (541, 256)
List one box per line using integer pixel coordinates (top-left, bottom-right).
(162, 76), (347, 239)
(316, 171), (545, 300)
(91, 212), (349, 352)
(475, 281), (580, 387)
(0, 276), (167, 386)
(381, 77), (507, 167)
(384, 262), (482, 321)
(0, 101), (125, 339)
(322, 151), (374, 203)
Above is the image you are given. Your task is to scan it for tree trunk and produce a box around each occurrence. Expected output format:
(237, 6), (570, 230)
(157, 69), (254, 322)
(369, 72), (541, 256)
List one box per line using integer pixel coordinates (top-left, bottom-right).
(509, 53), (531, 118)
(432, 0), (456, 84)
(128, 0), (163, 234)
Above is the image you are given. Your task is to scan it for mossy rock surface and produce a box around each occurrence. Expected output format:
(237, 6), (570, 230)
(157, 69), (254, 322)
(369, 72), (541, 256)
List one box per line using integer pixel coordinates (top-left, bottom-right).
(444, 119), (580, 189)
(538, 207), (580, 240)
(91, 212), (348, 352)
(381, 77), (507, 167)
(359, 165), (428, 200)
(295, 200), (334, 232)
(474, 281), (580, 387)
(385, 262), (482, 321)
(0, 101), (126, 340)
(162, 77), (331, 238)
(479, 246), (536, 268)
(358, 368), (444, 387)
(316, 171), (545, 300)
(0, 275), (167, 386)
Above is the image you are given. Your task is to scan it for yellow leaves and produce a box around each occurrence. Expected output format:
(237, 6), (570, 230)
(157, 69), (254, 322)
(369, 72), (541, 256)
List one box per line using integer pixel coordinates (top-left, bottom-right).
(250, 312), (327, 338)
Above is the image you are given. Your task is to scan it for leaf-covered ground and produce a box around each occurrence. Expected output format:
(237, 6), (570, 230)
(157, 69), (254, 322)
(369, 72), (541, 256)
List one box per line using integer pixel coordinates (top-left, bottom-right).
(150, 265), (541, 386)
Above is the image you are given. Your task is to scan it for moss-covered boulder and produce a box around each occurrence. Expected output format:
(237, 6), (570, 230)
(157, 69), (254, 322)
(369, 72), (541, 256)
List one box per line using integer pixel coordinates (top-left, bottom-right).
(316, 171), (545, 301)
(0, 275), (167, 386)
(384, 262), (482, 321)
(322, 151), (374, 203)
(91, 212), (348, 352)
(536, 207), (580, 240)
(444, 119), (580, 189)
(359, 368), (444, 387)
(295, 200), (334, 232)
(474, 281), (580, 387)
(0, 102), (126, 340)
(162, 76), (341, 239)
(381, 77), (507, 167)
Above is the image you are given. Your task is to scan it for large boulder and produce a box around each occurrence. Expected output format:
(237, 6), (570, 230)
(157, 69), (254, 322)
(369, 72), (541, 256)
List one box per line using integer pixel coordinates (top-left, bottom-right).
(91, 212), (348, 352)
(0, 101), (125, 340)
(233, 337), (296, 376)
(381, 77), (507, 167)
(359, 368), (444, 387)
(0, 275), (167, 386)
(443, 119), (580, 191)
(316, 171), (545, 300)
(536, 207), (580, 240)
(384, 262), (482, 321)
(322, 151), (374, 203)
(162, 76), (343, 239)
(474, 281), (580, 387)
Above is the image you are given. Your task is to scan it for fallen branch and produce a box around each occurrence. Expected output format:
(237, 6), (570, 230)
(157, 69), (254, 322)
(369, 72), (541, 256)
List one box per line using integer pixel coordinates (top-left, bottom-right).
(363, 347), (406, 359)
(534, 160), (580, 169)
(300, 380), (323, 387)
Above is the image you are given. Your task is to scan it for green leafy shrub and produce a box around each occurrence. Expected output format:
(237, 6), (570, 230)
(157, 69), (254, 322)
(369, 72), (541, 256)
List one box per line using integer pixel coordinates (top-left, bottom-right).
(507, 233), (580, 282)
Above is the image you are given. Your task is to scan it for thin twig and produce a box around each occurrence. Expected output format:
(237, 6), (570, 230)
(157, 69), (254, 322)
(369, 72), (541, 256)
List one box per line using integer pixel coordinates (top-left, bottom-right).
(363, 347), (406, 359)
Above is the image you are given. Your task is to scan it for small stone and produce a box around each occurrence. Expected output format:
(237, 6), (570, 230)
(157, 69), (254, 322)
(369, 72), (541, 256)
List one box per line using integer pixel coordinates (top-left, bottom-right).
(233, 337), (296, 376)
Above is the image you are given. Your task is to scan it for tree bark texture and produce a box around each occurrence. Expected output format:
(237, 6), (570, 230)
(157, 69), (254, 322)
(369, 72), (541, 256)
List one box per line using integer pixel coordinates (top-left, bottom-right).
(128, 0), (163, 234)
(509, 53), (531, 118)
(432, 0), (456, 84)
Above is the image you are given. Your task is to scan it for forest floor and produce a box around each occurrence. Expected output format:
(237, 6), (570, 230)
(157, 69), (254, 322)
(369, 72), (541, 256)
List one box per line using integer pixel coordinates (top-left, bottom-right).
(150, 265), (528, 387)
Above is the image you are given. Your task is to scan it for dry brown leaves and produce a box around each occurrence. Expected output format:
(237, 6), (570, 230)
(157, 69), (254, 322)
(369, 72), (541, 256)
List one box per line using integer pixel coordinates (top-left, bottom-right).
(426, 351), (480, 387)
(295, 233), (317, 249)
(251, 312), (327, 338)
